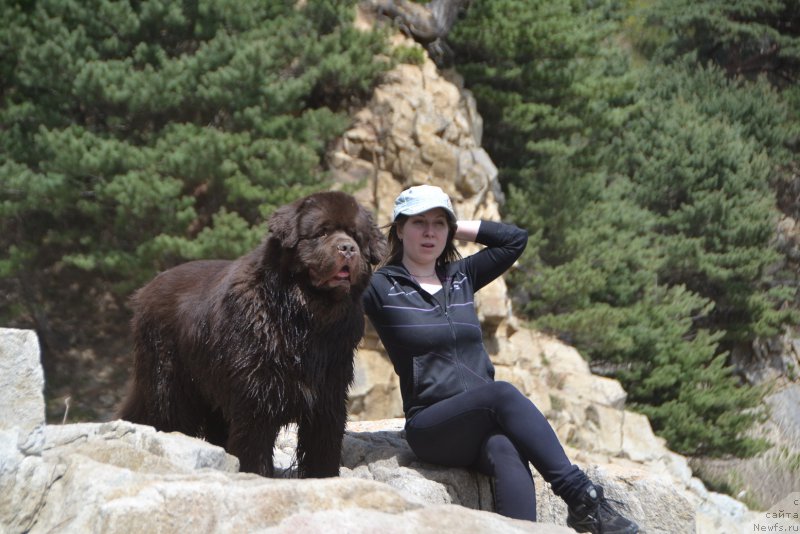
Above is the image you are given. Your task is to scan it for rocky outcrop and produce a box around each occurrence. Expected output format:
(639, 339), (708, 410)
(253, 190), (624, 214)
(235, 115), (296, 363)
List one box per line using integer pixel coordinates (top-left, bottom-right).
(2, 327), (567, 534)
(0, 327), (761, 534)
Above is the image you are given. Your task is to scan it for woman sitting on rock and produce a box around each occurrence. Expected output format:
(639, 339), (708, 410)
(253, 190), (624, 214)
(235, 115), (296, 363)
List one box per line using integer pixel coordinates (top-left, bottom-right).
(362, 184), (639, 533)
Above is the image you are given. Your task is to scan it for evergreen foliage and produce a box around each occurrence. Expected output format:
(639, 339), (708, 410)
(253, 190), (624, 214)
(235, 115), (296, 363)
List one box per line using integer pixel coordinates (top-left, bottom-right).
(1, 0), (390, 311)
(451, 0), (794, 457)
(449, 0), (634, 267)
(628, 0), (800, 221)
(605, 62), (794, 345)
(631, 0), (800, 87)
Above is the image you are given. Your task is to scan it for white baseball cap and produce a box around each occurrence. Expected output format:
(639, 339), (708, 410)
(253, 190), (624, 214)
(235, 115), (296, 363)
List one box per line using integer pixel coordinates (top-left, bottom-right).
(392, 185), (456, 222)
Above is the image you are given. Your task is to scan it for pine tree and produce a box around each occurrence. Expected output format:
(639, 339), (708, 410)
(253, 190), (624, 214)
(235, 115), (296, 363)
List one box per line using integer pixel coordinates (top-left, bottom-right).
(605, 62), (794, 346)
(632, 0), (800, 87)
(1, 0), (389, 308)
(618, 285), (768, 457)
(449, 0), (634, 267)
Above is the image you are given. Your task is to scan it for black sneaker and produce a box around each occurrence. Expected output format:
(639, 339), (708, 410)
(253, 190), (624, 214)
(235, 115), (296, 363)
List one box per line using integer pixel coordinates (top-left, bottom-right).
(566, 483), (639, 534)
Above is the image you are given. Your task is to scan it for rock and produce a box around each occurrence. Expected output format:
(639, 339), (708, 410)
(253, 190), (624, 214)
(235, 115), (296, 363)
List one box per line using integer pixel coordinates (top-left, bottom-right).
(0, 430), (61, 534)
(42, 421), (240, 474)
(688, 383), (800, 512)
(327, 36), (502, 229)
(341, 419), (494, 510)
(5, 418), (568, 534)
(32, 454), (425, 534)
(3, 413), (689, 534)
(0, 328), (45, 455)
(265, 505), (565, 533)
(324, 420), (698, 534)
(0, 323), (764, 533)
(0, 328), (563, 533)
(349, 346), (403, 420)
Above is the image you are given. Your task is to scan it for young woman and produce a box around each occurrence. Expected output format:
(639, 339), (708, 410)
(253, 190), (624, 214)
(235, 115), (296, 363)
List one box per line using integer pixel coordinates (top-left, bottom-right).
(362, 185), (639, 533)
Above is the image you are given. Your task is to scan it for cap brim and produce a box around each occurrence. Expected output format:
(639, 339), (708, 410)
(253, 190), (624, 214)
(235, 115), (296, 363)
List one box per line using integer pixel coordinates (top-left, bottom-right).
(395, 203), (456, 222)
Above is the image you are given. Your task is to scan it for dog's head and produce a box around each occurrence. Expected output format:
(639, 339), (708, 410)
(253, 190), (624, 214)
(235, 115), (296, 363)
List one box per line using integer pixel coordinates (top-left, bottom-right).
(267, 191), (387, 298)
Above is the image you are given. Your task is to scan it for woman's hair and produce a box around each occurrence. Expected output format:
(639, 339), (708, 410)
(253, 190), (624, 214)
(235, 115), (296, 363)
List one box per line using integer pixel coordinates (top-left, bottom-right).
(378, 214), (462, 270)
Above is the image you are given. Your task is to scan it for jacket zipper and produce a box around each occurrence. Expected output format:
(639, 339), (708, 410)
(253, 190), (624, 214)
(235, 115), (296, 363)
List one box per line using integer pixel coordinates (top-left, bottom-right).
(399, 270), (469, 392)
(438, 271), (468, 390)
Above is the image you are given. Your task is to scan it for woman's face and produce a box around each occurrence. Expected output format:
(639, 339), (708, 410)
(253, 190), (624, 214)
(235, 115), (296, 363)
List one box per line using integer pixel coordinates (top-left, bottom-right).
(397, 208), (450, 267)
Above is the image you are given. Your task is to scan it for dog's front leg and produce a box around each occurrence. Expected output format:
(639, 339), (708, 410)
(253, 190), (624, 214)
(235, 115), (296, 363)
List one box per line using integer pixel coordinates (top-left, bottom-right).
(296, 393), (348, 478)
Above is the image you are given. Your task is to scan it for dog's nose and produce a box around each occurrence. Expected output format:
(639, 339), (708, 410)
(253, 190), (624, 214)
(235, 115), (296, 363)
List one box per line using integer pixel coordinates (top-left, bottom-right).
(337, 242), (358, 259)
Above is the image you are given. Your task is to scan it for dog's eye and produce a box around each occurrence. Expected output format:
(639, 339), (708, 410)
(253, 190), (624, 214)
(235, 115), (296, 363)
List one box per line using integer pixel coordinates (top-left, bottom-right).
(298, 231), (327, 242)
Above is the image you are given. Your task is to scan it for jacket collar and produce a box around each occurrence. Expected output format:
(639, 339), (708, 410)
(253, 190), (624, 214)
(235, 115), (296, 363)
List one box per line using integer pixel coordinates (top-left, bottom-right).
(378, 263), (445, 280)
(377, 262), (461, 290)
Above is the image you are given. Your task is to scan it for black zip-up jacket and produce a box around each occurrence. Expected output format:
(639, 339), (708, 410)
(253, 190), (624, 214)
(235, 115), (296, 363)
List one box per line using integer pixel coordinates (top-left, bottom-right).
(362, 221), (528, 419)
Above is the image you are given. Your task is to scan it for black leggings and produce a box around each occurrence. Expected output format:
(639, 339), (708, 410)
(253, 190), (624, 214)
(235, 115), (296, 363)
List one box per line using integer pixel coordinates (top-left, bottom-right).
(404, 381), (589, 521)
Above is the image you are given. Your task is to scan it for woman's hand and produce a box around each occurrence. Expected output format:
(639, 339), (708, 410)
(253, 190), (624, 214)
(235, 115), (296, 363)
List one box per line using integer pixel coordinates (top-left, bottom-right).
(454, 220), (481, 242)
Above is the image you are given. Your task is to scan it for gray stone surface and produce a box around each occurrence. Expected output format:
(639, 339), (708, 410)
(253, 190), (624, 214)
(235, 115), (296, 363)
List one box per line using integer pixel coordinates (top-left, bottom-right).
(0, 328), (45, 454)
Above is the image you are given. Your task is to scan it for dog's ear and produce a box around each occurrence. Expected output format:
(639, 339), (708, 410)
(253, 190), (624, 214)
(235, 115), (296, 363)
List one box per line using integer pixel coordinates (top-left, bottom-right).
(268, 200), (301, 248)
(359, 206), (388, 265)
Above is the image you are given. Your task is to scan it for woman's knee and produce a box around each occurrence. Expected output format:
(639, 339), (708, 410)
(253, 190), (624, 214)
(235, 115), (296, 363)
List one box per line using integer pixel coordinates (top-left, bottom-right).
(488, 381), (525, 405)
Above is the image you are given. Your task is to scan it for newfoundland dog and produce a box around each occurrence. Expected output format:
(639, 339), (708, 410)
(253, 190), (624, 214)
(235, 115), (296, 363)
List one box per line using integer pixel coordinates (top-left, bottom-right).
(117, 191), (386, 478)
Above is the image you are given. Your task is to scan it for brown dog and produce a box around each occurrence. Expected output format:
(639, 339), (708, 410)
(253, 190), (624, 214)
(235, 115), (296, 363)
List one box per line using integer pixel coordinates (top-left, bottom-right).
(117, 191), (386, 477)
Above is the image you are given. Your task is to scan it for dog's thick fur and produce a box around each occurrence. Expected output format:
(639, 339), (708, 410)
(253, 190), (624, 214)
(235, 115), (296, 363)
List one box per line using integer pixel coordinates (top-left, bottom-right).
(117, 191), (386, 477)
